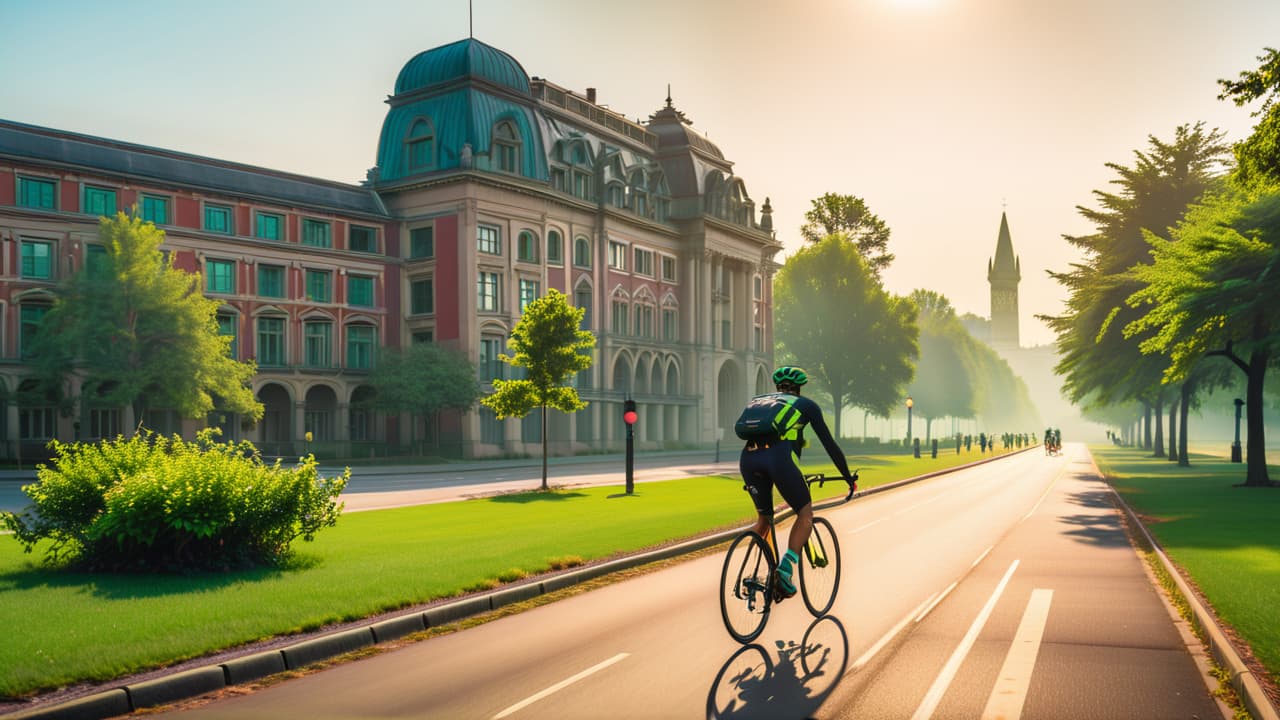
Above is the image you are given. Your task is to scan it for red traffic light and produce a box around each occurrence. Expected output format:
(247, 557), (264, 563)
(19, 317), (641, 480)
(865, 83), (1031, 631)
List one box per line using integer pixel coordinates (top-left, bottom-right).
(623, 410), (637, 425)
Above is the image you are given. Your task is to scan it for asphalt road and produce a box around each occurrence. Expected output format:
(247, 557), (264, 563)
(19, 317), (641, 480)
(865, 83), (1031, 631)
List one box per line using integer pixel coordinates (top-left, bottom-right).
(155, 443), (1223, 720)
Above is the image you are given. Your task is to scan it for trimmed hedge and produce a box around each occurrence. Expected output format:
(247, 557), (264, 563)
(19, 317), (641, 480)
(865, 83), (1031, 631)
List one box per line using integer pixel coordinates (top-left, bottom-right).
(1, 430), (348, 571)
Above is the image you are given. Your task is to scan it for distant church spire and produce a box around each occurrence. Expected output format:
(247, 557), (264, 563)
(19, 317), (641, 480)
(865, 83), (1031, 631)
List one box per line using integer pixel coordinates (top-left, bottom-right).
(987, 210), (1021, 351)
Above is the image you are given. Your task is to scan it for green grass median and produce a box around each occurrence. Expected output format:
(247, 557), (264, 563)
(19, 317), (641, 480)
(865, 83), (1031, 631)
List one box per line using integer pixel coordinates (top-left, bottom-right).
(0, 445), (1016, 699)
(1090, 445), (1280, 690)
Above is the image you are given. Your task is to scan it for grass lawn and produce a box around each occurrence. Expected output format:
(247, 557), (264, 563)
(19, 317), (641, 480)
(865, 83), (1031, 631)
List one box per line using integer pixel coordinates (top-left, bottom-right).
(1089, 445), (1280, 688)
(0, 445), (1019, 699)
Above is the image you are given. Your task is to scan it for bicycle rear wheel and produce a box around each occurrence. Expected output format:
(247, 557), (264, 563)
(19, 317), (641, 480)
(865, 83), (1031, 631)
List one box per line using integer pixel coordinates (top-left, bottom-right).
(719, 531), (775, 643)
(800, 516), (841, 617)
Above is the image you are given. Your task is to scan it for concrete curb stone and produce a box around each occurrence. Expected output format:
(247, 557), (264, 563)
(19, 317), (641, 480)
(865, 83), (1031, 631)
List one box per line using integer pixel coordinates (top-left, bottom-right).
(368, 614), (426, 644)
(279, 628), (375, 671)
(3, 690), (130, 720)
(123, 667), (225, 710)
(220, 651), (287, 686)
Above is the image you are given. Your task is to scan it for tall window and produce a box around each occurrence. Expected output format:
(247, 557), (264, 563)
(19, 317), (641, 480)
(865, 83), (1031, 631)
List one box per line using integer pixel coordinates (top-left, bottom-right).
(21, 240), (53, 279)
(574, 237), (591, 267)
(633, 248), (654, 276)
(661, 256), (677, 283)
(547, 230), (563, 266)
(607, 184), (624, 207)
(410, 226), (434, 258)
(480, 336), (505, 382)
(612, 300), (629, 335)
(20, 304), (49, 358)
(256, 212), (283, 241)
(304, 321), (332, 368)
(217, 313), (239, 358)
(83, 186), (117, 217)
(478, 225), (500, 255)
(258, 264), (285, 298)
(206, 259), (235, 294)
(406, 118), (435, 171)
(349, 225), (377, 253)
(635, 304), (653, 338)
(575, 285), (593, 330)
(663, 308), (678, 341)
(302, 219), (331, 248)
(204, 204), (232, 234)
(754, 276), (763, 300)
(347, 275), (374, 307)
(411, 278), (434, 314)
(477, 272), (500, 311)
(85, 244), (108, 276)
(18, 177), (56, 209)
(519, 279), (540, 312)
(257, 317), (285, 366)
(346, 325), (375, 369)
(141, 195), (169, 225)
(306, 270), (331, 302)
(517, 231), (538, 262)
(492, 121), (520, 173)
(608, 241), (627, 270)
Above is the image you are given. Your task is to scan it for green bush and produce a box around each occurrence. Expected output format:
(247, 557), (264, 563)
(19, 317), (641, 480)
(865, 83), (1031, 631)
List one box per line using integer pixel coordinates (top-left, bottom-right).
(0, 430), (349, 571)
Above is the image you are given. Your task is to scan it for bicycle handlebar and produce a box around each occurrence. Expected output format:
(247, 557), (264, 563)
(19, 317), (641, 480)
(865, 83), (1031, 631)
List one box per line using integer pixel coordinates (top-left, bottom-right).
(804, 469), (861, 502)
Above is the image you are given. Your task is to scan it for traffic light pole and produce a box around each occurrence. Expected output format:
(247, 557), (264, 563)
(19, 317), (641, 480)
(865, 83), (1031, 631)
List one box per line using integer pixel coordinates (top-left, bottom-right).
(623, 397), (637, 494)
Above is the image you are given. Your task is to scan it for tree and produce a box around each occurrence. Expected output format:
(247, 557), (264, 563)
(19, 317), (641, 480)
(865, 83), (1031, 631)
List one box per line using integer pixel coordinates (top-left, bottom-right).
(1218, 47), (1280, 187)
(1125, 186), (1280, 486)
(481, 289), (595, 490)
(31, 212), (261, 427)
(799, 194), (895, 277)
(363, 343), (481, 453)
(905, 290), (976, 441)
(1043, 124), (1231, 446)
(774, 235), (917, 438)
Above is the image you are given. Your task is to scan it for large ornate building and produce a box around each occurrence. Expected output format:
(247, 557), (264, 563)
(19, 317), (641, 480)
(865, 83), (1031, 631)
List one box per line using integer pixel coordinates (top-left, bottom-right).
(0, 38), (780, 460)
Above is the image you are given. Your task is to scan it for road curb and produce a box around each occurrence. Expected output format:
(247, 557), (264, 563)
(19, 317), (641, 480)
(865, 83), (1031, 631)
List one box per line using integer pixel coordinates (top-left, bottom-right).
(1107, 486), (1280, 720)
(2, 448), (1033, 720)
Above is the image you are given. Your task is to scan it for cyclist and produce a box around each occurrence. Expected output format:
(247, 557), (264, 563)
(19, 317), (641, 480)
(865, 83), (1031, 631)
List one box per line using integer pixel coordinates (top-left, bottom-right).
(739, 366), (856, 601)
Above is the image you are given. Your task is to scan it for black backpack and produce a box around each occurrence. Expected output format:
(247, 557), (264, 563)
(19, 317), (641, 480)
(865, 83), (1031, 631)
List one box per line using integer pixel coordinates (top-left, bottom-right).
(734, 392), (803, 441)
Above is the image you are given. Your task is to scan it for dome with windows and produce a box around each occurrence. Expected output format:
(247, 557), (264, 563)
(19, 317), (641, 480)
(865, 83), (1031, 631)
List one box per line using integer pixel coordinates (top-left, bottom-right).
(394, 38), (531, 96)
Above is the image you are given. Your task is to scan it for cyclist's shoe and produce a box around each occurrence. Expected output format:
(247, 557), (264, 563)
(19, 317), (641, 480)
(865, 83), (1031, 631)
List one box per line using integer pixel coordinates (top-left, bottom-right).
(772, 568), (797, 601)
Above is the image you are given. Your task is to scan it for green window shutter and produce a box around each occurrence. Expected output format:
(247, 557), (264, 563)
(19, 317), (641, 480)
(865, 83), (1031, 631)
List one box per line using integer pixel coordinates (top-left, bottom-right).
(346, 325), (375, 369)
(411, 278), (433, 314)
(257, 317), (285, 366)
(306, 270), (331, 302)
(205, 205), (232, 234)
(349, 225), (377, 253)
(258, 265), (284, 298)
(302, 219), (331, 247)
(19, 178), (56, 209)
(141, 196), (168, 225)
(410, 227), (434, 258)
(84, 186), (117, 217)
(347, 276), (374, 307)
(206, 260), (235, 294)
(256, 213), (282, 241)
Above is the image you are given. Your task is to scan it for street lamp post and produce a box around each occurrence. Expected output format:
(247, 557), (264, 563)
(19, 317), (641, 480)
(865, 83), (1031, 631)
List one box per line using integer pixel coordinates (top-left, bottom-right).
(905, 397), (914, 444)
(623, 398), (638, 493)
(1232, 398), (1244, 463)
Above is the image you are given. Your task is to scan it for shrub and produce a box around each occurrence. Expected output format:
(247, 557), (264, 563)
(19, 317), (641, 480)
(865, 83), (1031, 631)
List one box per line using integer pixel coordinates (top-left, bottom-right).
(0, 430), (349, 571)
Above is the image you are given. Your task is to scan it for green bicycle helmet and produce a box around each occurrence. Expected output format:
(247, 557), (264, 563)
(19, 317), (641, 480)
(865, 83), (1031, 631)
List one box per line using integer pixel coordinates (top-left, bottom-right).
(772, 366), (808, 386)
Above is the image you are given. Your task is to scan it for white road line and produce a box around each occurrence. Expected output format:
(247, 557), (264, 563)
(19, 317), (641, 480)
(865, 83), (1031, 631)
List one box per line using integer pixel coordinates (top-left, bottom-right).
(910, 560), (1020, 720)
(916, 581), (958, 623)
(971, 545), (994, 568)
(1022, 465), (1065, 521)
(492, 653), (630, 719)
(981, 588), (1053, 720)
(852, 595), (937, 671)
(851, 517), (885, 533)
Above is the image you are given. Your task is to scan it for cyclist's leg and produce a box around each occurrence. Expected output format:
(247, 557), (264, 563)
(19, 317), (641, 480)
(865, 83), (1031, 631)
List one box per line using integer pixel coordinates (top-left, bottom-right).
(771, 449), (812, 597)
(740, 449), (774, 542)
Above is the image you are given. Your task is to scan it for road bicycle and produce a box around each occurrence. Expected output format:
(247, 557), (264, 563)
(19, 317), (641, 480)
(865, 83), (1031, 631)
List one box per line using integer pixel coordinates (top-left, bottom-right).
(718, 472), (857, 643)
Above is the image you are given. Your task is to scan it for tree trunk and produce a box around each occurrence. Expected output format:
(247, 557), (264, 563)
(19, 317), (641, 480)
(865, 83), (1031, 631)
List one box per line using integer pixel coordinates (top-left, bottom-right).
(1143, 403), (1152, 450)
(1168, 397), (1178, 463)
(1242, 349), (1272, 487)
(1178, 381), (1191, 467)
(1151, 396), (1165, 458)
(832, 390), (844, 440)
(540, 404), (549, 491)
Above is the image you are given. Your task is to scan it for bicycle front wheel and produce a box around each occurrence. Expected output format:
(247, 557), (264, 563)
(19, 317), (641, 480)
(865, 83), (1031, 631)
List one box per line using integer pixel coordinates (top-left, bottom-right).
(719, 531), (775, 643)
(800, 516), (841, 617)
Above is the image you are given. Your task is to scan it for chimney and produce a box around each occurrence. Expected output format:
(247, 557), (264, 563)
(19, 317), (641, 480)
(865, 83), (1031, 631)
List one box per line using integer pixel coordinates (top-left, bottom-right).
(586, 87), (597, 104)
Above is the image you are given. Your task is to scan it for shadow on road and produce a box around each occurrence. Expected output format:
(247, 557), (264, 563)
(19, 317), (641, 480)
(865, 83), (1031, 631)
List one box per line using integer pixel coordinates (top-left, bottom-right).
(1058, 490), (1129, 548)
(707, 615), (848, 720)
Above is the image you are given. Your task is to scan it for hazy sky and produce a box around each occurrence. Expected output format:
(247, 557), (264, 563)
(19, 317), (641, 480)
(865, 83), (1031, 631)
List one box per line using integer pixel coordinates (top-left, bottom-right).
(3, 0), (1276, 347)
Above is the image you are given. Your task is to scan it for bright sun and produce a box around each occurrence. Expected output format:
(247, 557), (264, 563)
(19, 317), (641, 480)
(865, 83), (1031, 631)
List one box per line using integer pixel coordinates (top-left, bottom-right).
(887, 0), (941, 8)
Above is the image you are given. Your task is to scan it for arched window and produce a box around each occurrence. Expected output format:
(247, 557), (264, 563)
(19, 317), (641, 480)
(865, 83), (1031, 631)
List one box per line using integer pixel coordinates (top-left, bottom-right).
(547, 230), (563, 266)
(630, 170), (648, 218)
(574, 282), (593, 330)
(492, 120), (520, 174)
(406, 119), (435, 172)
(574, 236), (591, 268)
(517, 231), (538, 263)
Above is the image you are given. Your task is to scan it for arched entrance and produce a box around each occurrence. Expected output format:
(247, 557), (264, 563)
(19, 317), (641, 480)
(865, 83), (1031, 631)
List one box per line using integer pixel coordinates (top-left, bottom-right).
(256, 383), (292, 455)
(716, 360), (745, 438)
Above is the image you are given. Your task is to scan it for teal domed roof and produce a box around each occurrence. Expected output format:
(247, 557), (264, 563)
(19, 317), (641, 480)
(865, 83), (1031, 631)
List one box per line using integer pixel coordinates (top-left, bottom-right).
(394, 38), (531, 96)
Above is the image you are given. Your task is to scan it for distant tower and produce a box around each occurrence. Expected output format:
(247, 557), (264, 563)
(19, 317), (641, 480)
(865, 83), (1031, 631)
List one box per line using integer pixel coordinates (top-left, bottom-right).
(987, 211), (1021, 351)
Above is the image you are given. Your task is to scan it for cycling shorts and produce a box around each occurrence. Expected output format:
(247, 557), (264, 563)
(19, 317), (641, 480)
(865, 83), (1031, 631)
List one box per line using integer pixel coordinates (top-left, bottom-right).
(739, 440), (811, 516)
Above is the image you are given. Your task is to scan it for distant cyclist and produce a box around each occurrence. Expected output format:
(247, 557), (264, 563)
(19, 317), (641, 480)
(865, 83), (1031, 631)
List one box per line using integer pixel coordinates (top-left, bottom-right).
(738, 366), (856, 600)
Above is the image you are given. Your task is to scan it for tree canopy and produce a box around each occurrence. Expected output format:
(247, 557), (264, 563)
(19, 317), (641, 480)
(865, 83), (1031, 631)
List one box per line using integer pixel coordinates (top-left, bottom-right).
(363, 342), (481, 448)
(798, 193), (895, 277)
(774, 235), (917, 437)
(481, 289), (595, 490)
(31, 212), (261, 426)
(1218, 47), (1280, 187)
